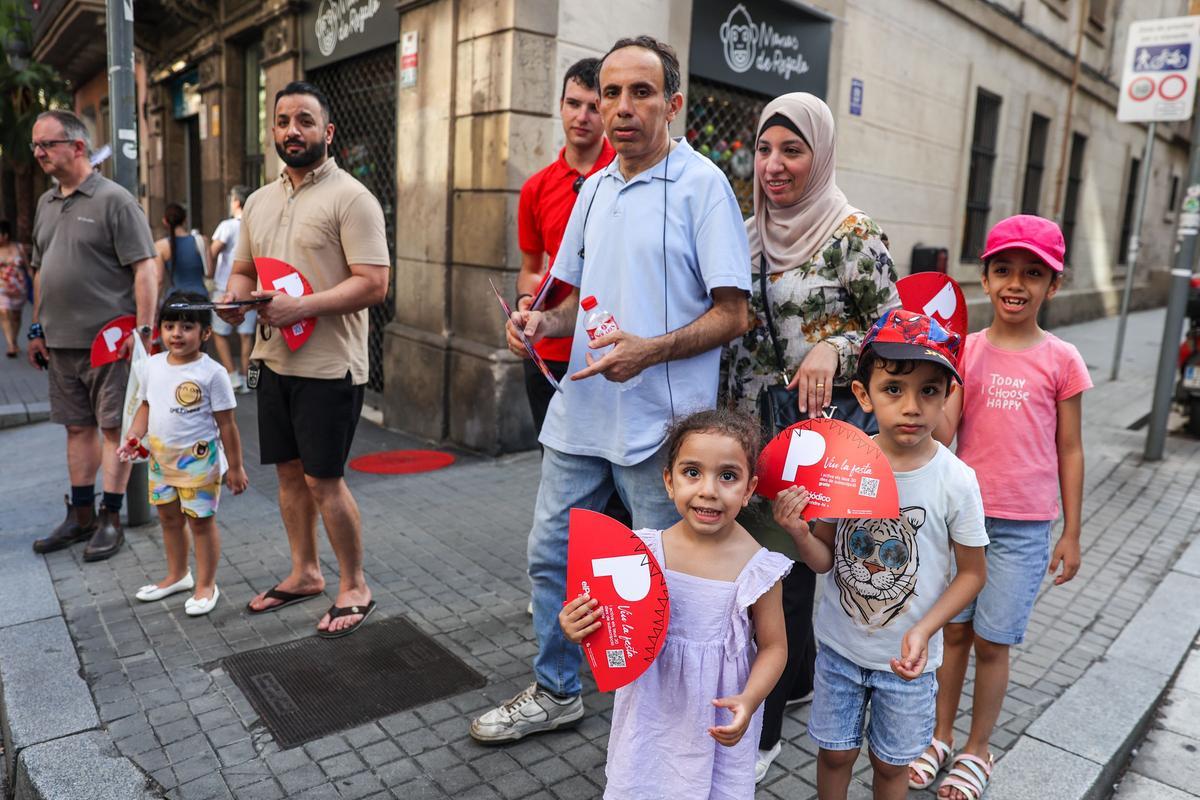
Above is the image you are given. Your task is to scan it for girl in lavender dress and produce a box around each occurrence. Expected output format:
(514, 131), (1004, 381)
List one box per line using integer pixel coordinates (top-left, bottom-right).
(560, 409), (792, 799)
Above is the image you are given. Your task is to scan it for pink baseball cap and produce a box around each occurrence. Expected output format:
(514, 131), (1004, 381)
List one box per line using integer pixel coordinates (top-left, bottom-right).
(979, 214), (1065, 272)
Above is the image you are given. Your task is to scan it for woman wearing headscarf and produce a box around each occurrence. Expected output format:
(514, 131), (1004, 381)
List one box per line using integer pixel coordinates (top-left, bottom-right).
(728, 92), (899, 783)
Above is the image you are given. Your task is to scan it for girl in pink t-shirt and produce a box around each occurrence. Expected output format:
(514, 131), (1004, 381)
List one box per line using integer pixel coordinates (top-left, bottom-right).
(909, 216), (1092, 800)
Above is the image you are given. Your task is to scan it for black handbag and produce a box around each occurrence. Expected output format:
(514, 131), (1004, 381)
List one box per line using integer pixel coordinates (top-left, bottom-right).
(754, 255), (877, 438)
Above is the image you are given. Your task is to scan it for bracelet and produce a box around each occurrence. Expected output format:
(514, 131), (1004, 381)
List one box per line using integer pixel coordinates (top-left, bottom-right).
(514, 292), (533, 308)
(27, 322), (44, 340)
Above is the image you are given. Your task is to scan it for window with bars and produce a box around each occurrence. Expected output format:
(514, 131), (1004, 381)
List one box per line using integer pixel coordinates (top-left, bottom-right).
(1020, 113), (1050, 215)
(684, 76), (769, 219)
(1062, 132), (1087, 258)
(243, 42), (266, 189)
(961, 89), (1002, 261)
(306, 46), (397, 395)
(1117, 157), (1140, 265)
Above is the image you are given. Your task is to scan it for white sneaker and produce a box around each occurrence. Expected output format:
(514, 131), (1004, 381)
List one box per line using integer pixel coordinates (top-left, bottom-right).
(135, 572), (194, 602)
(755, 740), (782, 784)
(526, 600), (534, 616)
(229, 371), (244, 390)
(184, 585), (220, 616)
(235, 374), (252, 395)
(469, 682), (583, 743)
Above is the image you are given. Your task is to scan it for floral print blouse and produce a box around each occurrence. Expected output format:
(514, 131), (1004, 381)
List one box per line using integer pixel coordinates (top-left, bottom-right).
(728, 213), (900, 415)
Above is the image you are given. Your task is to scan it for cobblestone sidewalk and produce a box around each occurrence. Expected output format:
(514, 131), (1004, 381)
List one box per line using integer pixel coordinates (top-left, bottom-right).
(5, 308), (1200, 799)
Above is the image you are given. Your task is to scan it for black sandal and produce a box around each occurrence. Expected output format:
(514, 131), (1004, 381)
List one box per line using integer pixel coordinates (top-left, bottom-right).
(246, 585), (323, 614)
(317, 600), (377, 639)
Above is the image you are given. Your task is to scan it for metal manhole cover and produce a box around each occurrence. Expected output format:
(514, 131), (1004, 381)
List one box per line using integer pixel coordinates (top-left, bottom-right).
(223, 615), (485, 748)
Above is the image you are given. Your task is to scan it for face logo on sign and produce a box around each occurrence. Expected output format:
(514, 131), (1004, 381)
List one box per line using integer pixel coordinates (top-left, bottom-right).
(314, 0), (383, 58)
(834, 507), (925, 630)
(720, 4), (759, 74)
(175, 381), (202, 407)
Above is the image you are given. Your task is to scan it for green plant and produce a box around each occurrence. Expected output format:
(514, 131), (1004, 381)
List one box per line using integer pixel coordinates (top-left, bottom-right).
(0, 0), (70, 164)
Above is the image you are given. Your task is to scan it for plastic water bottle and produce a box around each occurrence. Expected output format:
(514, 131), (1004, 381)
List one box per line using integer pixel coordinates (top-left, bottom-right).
(580, 295), (641, 391)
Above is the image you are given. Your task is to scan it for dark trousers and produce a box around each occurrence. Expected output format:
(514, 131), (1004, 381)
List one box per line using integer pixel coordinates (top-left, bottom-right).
(523, 358), (631, 527)
(759, 561), (817, 750)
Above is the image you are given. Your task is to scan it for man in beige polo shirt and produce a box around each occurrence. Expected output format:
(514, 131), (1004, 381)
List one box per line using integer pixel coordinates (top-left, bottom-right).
(219, 81), (390, 638)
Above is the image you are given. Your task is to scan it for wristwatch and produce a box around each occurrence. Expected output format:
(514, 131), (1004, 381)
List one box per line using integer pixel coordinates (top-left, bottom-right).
(137, 325), (152, 338)
(27, 322), (44, 340)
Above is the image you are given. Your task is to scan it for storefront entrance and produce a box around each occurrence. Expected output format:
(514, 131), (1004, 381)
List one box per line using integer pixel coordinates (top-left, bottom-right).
(306, 46), (397, 398)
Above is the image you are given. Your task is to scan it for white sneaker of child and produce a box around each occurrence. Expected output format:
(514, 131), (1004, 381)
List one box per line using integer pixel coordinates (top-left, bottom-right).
(755, 740), (782, 784)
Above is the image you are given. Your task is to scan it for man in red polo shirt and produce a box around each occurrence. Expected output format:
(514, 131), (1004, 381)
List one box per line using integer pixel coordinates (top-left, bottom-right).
(515, 57), (616, 432)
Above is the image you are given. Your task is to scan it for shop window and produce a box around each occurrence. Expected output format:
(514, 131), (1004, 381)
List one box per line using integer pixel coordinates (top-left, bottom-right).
(1062, 132), (1087, 258)
(684, 76), (768, 219)
(1117, 157), (1139, 265)
(961, 89), (1002, 261)
(1020, 113), (1050, 215)
(243, 42), (266, 189)
(306, 46), (397, 395)
(1088, 0), (1110, 29)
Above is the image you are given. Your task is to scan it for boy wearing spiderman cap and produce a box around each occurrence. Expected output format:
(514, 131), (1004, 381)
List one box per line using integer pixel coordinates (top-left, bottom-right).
(908, 215), (1091, 800)
(773, 309), (989, 800)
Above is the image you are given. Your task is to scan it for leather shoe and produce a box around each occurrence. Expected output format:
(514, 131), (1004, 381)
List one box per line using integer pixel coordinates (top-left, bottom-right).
(83, 508), (125, 562)
(33, 495), (97, 554)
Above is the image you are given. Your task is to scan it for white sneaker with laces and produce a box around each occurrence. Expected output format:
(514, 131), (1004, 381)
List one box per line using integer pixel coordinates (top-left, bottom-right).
(755, 740), (782, 784)
(469, 682), (583, 743)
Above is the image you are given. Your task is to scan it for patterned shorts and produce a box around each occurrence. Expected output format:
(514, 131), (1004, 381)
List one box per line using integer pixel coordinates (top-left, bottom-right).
(149, 479), (221, 518)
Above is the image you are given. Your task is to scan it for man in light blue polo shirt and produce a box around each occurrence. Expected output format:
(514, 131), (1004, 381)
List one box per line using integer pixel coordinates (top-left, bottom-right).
(470, 35), (752, 743)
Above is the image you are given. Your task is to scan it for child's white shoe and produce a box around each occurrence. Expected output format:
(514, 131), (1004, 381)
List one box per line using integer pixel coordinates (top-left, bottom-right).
(134, 572), (194, 602)
(185, 585), (220, 616)
(755, 741), (782, 784)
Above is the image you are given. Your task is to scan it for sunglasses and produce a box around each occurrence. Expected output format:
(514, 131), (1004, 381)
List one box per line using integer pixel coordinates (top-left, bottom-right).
(848, 528), (911, 569)
(572, 175), (585, 193)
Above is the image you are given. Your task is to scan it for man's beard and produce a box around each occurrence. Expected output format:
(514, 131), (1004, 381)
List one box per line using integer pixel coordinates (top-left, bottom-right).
(275, 139), (326, 168)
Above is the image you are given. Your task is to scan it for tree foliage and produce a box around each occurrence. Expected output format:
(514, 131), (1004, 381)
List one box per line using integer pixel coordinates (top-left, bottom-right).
(0, 0), (70, 164)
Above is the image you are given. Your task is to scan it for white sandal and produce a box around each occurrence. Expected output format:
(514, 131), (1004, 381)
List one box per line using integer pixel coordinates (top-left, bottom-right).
(908, 737), (953, 789)
(938, 752), (994, 800)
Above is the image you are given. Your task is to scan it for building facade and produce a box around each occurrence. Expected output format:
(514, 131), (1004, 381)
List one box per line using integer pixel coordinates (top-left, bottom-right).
(29, 0), (1195, 455)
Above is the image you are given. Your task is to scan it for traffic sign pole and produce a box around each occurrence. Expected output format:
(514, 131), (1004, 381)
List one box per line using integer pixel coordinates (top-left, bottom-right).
(1146, 107), (1200, 461)
(1110, 121), (1156, 381)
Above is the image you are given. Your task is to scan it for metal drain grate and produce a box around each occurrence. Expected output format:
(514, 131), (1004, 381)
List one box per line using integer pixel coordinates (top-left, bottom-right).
(223, 615), (485, 748)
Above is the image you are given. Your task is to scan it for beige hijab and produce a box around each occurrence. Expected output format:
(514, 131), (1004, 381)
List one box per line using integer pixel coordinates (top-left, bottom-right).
(746, 93), (859, 274)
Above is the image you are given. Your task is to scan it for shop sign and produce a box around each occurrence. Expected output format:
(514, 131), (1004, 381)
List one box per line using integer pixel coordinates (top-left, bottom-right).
(690, 0), (831, 98)
(302, 0), (401, 70)
(171, 70), (201, 120)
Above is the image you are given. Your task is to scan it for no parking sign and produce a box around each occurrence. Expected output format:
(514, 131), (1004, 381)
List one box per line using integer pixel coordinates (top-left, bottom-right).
(1118, 16), (1200, 123)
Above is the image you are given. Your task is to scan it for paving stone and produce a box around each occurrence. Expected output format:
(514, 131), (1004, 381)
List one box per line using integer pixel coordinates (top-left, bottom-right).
(1126, 727), (1200, 796)
(986, 737), (1101, 800)
(15, 731), (159, 800)
(1116, 771), (1198, 800)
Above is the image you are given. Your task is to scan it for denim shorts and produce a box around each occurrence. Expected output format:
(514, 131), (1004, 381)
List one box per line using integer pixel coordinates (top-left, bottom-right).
(807, 645), (937, 766)
(950, 517), (1053, 645)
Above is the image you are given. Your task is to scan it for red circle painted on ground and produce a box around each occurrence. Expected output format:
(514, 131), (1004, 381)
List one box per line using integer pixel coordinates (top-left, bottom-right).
(1128, 76), (1155, 101)
(1160, 74), (1188, 102)
(349, 450), (456, 475)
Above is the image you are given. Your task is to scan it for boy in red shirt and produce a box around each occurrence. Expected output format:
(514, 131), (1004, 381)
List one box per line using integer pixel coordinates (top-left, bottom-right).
(515, 58), (615, 431)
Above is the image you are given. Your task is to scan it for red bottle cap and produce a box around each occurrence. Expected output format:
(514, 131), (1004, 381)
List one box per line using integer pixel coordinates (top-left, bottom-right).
(580, 295), (597, 311)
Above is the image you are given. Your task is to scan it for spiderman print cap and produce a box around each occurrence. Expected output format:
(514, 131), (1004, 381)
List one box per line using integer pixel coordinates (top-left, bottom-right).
(861, 308), (963, 384)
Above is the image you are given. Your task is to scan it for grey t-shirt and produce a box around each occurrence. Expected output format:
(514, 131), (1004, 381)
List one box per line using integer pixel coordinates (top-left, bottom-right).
(31, 171), (157, 348)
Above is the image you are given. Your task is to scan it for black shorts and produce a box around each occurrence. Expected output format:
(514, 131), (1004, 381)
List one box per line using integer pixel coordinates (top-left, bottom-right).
(257, 364), (364, 479)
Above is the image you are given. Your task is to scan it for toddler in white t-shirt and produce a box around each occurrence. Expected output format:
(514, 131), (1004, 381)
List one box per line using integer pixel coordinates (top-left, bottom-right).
(118, 291), (248, 616)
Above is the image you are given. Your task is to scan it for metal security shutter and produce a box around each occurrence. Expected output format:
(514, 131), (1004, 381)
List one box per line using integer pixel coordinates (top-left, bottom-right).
(307, 46), (397, 396)
(685, 77), (768, 219)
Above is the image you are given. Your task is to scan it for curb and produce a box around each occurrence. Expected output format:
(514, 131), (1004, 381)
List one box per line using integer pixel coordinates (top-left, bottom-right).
(989, 533), (1200, 800)
(0, 402), (49, 430)
(0, 533), (161, 799)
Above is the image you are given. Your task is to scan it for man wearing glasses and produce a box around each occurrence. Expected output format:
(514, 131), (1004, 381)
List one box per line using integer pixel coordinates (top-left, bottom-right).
(27, 110), (159, 561)
(514, 58), (615, 433)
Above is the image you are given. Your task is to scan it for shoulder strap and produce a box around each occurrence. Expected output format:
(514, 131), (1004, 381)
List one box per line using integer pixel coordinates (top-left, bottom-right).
(758, 255), (789, 382)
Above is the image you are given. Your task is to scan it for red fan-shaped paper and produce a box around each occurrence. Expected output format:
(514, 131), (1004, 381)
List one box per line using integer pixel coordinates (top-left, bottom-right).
(566, 509), (669, 692)
(90, 315), (136, 367)
(897, 273), (968, 336)
(255, 257), (316, 351)
(755, 418), (899, 520)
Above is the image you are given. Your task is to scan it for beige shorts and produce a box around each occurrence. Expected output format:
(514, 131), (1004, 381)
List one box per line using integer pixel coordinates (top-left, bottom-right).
(47, 348), (130, 429)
